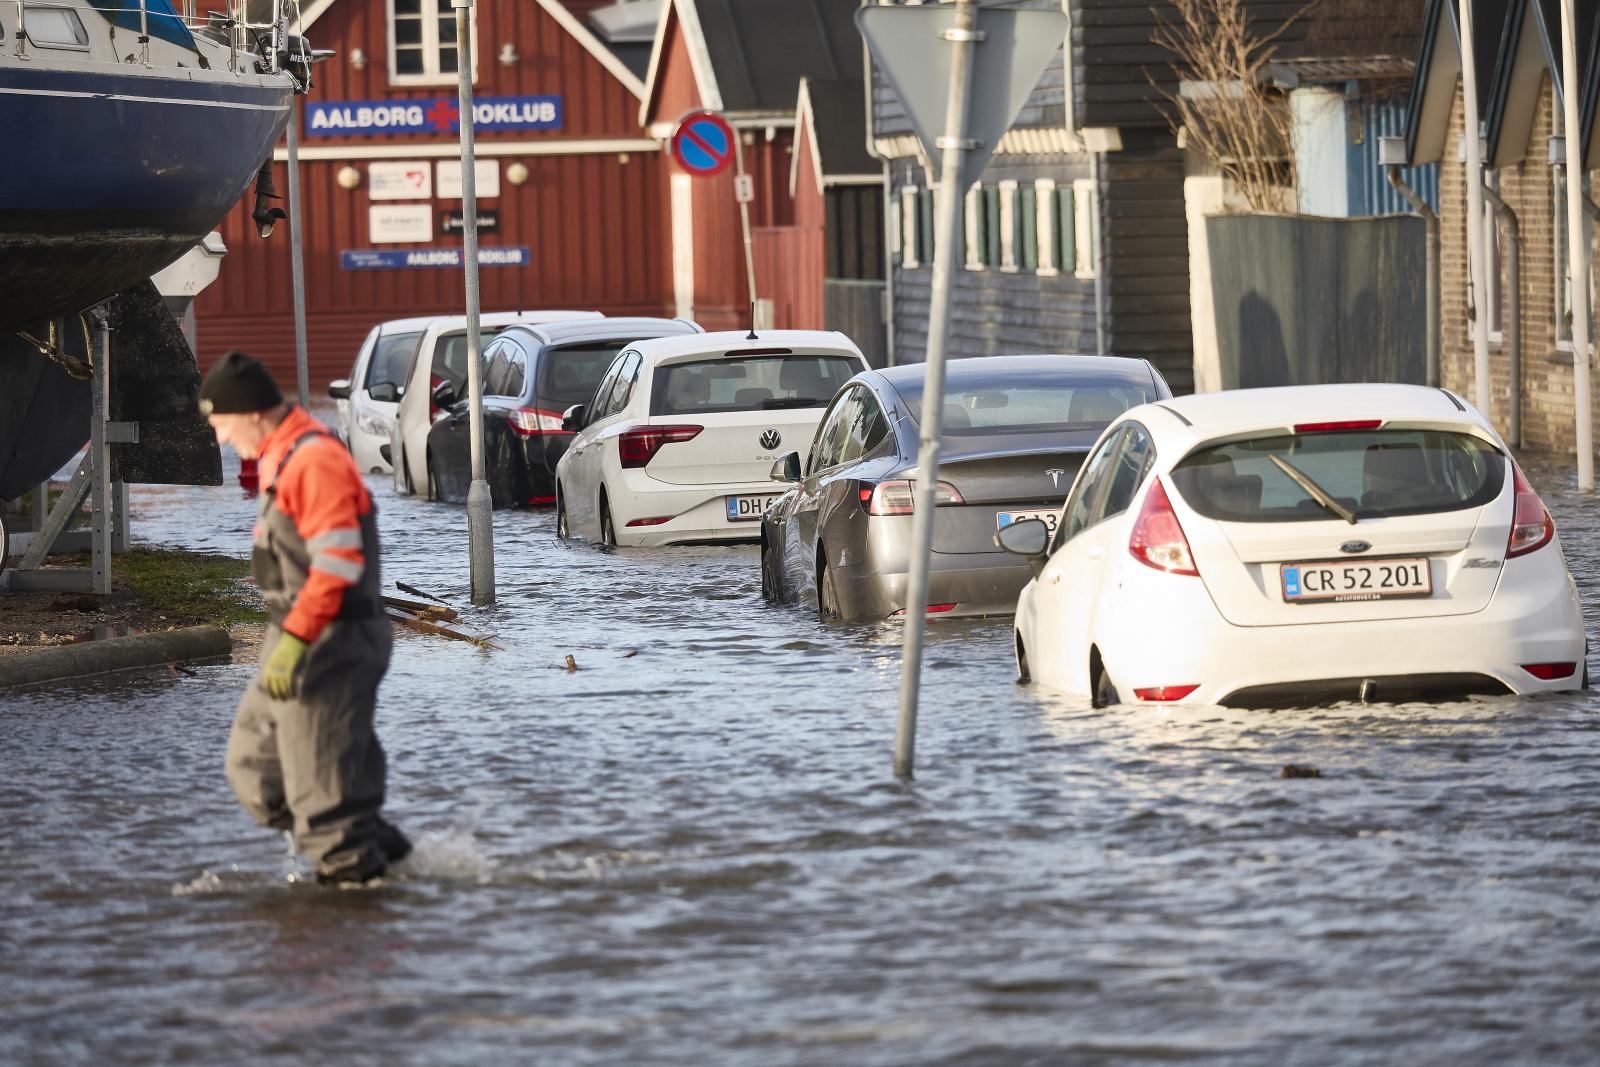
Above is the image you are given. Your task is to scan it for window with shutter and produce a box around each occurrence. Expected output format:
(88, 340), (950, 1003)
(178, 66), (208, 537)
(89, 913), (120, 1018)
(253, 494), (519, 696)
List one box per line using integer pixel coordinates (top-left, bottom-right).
(1019, 185), (1038, 272)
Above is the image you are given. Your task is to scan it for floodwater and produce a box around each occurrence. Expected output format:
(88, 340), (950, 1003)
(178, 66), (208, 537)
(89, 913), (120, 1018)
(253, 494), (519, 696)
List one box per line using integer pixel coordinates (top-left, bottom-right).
(3, 450), (1599, 1066)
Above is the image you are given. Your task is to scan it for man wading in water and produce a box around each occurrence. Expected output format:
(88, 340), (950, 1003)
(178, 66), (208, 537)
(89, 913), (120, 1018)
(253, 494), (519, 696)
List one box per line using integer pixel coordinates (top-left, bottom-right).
(200, 352), (409, 885)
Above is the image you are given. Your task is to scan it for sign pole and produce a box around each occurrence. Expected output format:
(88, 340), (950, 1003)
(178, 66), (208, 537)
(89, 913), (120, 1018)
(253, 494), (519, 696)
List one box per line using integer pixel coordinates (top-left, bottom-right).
(893, 0), (978, 780)
(1459, 0), (1491, 420)
(1560, 0), (1594, 490)
(733, 133), (758, 315)
(287, 95), (310, 410)
(455, 0), (495, 603)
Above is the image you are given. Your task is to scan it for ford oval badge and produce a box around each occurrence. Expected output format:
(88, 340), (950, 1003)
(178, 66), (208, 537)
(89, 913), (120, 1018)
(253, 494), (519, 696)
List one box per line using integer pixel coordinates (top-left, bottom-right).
(1340, 540), (1372, 554)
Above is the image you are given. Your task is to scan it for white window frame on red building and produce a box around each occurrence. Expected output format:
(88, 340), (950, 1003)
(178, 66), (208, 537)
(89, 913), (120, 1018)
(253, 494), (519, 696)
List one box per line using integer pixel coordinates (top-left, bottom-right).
(387, 0), (478, 87)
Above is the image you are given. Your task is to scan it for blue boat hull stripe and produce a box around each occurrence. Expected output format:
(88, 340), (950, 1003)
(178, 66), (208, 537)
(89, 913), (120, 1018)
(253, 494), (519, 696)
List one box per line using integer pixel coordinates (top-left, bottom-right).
(0, 86), (289, 112)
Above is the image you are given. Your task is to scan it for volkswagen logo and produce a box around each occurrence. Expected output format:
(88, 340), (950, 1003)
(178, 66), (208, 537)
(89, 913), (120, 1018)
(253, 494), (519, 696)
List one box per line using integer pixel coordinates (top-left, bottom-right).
(1045, 468), (1067, 489)
(760, 428), (782, 451)
(1340, 540), (1372, 554)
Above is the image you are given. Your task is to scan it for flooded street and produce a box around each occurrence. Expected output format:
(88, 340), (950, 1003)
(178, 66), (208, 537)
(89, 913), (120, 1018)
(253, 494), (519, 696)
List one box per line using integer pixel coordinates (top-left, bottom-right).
(4, 453), (1599, 1065)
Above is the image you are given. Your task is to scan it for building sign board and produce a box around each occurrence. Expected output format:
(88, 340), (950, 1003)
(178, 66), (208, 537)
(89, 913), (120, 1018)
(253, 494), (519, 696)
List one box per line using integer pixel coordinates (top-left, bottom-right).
(367, 161), (431, 200)
(369, 204), (433, 243)
(437, 160), (501, 200)
(441, 210), (499, 235)
(307, 96), (563, 137)
(340, 247), (532, 270)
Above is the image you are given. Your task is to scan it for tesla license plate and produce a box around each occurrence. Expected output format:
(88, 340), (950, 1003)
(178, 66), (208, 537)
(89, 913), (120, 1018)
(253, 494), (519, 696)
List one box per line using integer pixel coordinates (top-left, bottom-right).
(1280, 557), (1432, 603)
(725, 494), (779, 522)
(996, 510), (1058, 535)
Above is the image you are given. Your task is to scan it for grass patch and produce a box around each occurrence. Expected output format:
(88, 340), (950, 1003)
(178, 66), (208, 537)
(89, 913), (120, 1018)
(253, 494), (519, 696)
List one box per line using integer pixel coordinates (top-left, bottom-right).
(115, 548), (267, 627)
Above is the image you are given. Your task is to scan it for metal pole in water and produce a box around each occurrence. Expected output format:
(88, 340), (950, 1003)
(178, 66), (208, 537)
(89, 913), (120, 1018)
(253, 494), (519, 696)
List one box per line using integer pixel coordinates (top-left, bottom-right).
(1459, 0), (1491, 420)
(894, 0), (977, 780)
(287, 96), (310, 411)
(455, 0), (495, 603)
(89, 305), (112, 596)
(1560, 0), (1594, 490)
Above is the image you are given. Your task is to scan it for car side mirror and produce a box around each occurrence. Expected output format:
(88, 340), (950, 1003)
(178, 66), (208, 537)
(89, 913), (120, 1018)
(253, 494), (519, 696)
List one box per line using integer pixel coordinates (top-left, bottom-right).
(770, 451), (801, 483)
(562, 404), (587, 432)
(994, 518), (1050, 578)
(328, 379), (353, 400)
(431, 379), (458, 410)
(368, 381), (399, 403)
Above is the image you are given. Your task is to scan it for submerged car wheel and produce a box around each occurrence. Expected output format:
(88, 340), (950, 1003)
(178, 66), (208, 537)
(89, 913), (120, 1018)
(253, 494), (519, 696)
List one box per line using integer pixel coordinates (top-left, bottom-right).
(556, 489), (570, 539)
(425, 448), (440, 502)
(600, 496), (617, 547)
(1014, 632), (1031, 683)
(818, 556), (841, 621)
(760, 534), (783, 601)
(1091, 653), (1119, 708)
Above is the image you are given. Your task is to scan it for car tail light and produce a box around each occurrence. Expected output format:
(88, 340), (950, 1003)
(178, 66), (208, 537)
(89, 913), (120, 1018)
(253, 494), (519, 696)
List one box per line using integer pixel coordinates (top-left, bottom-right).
(527, 495), (556, 506)
(862, 480), (964, 515)
(1133, 685), (1200, 702)
(1128, 478), (1199, 576)
(618, 425), (702, 468)
(1506, 464), (1555, 558)
(509, 408), (568, 437)
(1521, 662), (1576, 680)
(1293, 420), (1383, 433)
(891, 603), (958, 615)
(625, 515), (673, 527)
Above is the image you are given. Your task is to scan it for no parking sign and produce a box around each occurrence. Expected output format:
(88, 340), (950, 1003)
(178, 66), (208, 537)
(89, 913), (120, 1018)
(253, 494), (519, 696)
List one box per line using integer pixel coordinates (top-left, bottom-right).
(670, 110), (736, 177)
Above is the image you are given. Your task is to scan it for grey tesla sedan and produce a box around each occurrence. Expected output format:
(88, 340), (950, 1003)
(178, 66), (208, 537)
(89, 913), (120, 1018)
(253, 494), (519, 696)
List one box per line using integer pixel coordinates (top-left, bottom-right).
(759, 354), (1172, 620)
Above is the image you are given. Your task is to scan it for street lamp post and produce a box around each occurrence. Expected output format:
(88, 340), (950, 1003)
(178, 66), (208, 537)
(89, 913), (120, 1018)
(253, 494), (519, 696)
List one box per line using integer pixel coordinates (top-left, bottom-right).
(455, 0), (496, 602)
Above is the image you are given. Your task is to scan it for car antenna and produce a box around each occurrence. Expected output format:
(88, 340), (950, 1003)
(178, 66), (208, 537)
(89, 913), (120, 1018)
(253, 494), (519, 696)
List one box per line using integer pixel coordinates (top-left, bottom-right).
(746, 300), (759, 341)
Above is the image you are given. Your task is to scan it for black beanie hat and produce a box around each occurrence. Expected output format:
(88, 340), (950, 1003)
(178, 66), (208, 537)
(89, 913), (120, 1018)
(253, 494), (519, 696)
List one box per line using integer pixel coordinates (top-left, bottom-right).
(199, 351), (284, 415)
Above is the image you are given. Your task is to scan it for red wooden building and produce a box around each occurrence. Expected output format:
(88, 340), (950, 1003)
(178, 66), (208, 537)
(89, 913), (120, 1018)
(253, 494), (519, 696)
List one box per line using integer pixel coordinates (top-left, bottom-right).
(637, 0), (862, 333)
(196, 0), (674, 388)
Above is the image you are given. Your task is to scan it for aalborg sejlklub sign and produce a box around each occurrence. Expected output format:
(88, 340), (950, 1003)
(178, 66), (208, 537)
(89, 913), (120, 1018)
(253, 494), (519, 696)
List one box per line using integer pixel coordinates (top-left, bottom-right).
(307, 95), (561, 136)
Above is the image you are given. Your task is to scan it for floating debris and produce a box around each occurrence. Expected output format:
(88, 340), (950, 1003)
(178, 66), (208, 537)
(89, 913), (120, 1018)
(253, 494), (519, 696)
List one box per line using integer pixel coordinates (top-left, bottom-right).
(565, 654), (579, 672)
(396, 581), (450, 604)
(1281, 764), (1322, 779)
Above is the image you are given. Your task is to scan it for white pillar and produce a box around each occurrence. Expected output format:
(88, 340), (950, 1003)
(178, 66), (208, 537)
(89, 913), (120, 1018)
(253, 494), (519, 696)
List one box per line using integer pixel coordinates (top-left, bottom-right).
(1561, 0), (1594, 488)
(1459, 0), (1491, 419)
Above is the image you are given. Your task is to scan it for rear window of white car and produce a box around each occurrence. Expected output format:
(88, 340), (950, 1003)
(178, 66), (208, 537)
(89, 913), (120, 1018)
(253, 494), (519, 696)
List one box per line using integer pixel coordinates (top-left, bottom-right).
(431, 329), (503, 389)
(1170, 429), (1506, 523)
(651, 354), (860, 416)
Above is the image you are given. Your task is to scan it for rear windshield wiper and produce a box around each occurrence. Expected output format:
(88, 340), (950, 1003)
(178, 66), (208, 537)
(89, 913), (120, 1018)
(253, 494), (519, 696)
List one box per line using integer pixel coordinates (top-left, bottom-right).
(762, 397), (823, 409)
(1267, 454), (1358, 524)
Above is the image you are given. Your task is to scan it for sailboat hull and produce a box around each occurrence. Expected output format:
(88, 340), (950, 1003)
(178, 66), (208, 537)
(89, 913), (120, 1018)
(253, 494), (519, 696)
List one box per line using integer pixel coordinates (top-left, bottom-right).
(0, 62), (292, 332)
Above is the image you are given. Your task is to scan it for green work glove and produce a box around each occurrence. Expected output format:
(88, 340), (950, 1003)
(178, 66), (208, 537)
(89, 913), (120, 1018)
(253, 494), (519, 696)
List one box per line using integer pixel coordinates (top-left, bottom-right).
(264, 633), (309, 700)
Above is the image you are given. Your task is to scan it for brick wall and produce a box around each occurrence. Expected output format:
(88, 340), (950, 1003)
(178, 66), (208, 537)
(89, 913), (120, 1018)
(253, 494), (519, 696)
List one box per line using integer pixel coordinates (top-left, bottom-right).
(1438, 76), (1597, 455)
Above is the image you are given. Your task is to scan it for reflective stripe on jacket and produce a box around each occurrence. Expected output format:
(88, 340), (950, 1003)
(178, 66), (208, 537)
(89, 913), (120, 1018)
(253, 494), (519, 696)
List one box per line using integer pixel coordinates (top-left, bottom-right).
(252, 407), (382, 641)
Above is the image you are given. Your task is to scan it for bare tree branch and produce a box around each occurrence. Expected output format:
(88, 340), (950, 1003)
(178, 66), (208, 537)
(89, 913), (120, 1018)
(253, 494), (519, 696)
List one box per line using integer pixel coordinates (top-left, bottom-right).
(1150, 0), (1309, 213)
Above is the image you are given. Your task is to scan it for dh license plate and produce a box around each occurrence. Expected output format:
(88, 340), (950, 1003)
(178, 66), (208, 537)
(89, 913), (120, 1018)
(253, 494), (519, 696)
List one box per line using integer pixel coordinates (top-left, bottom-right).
(726, 494), (779, 522)
(996, 509), (1059, 535)
(1281, 557), (1432, 602)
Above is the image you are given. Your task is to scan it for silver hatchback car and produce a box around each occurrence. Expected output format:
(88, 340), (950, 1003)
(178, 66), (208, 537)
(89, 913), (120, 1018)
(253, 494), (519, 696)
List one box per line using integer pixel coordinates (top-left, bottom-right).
(760, 355), (1172, 620)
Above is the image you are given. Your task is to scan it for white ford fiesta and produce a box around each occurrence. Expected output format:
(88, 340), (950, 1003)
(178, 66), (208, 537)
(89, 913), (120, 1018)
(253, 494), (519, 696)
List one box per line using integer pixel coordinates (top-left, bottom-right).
(998, 384), (1587, 707)
(555, 330), (868, 547)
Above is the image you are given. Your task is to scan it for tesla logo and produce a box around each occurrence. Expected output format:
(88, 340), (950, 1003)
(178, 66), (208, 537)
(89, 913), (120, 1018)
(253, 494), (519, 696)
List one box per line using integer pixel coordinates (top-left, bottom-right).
(1045, 468), (1067, 488)
(760, 428), (782, 450)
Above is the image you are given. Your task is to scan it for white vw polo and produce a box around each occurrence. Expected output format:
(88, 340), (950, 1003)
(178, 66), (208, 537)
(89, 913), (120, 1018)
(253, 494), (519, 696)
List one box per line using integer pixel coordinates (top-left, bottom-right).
(556, 331), (868, 547)
(998, 384), (1586, 707)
